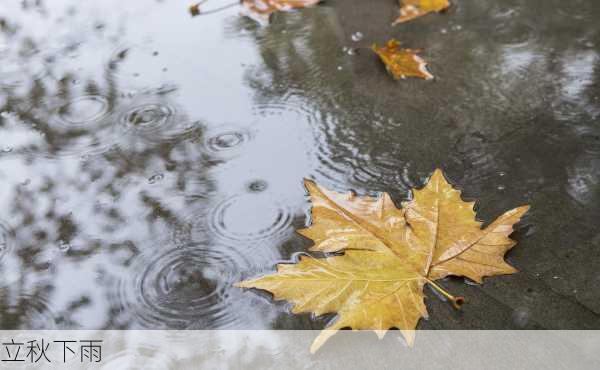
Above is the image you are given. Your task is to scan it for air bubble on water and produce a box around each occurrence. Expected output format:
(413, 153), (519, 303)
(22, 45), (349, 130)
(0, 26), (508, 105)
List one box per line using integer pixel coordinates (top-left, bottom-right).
(498, 171), (506, 177)
(440, 28), (448, 34)
(351, 32), (363, 42)
(553, 275), (560, 279)
(148, 173), (164, 184)
(337, 66), (343, 71)
(342, 46), (355, 55)
(497, 185), (506, 191)
(452, 25), (463, 31)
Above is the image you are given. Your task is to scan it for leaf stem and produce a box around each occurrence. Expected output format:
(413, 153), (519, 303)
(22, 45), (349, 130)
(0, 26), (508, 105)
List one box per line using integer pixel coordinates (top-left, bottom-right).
(424, 278), (464, 309)
(189, 1), (239, 16)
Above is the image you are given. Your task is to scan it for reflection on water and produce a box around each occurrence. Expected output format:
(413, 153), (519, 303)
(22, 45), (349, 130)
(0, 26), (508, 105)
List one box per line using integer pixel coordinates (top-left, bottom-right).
(0, 0), (599, 333)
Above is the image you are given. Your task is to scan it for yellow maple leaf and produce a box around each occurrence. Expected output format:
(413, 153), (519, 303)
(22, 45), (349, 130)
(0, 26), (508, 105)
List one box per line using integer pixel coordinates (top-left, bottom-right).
(394, 0), (450, 25)
(372, 39), (433, 80)
(236, 169), (529, 352)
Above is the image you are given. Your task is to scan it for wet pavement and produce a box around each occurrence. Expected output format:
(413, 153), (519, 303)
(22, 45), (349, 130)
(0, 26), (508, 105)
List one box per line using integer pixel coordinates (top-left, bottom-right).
(0, 0), (599, 332)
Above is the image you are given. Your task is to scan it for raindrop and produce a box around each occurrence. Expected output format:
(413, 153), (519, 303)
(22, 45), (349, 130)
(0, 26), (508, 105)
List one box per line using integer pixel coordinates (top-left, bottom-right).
(209, 133), (243, 149)
(204, 127), (252, 156)
(120, 100), (194, 142)
(148, 174), (164, 184)
(337, 66), (343, 71)
(124, 104), (172, 129)
(351, 32), (363, 42)
(497, 185), (506, 191)
(58, 240), (71, 252)
(1, 147), (13, 153)
(247, 180), (268, 193)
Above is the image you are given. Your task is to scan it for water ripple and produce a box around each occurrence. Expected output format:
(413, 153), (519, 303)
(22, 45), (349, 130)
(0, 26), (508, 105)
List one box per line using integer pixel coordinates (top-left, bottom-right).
(202, 125), (253, 157)
(491, 21), (538, 47)
(576, 127), (600, 155)
(566, 154), (600, 206)
(114, 244), (252, 329)
(31, 94), (119, 157)
(0, 294), (58, 329)
(54, 95), (111, 128)
(0, 221), (14, 262)
(207, 194), (293, 244)
(119, 99), (197, 143)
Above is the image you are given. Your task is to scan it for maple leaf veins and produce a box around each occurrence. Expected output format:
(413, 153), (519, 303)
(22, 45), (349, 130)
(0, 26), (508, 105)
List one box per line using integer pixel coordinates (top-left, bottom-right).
(236, 169), (529, 352)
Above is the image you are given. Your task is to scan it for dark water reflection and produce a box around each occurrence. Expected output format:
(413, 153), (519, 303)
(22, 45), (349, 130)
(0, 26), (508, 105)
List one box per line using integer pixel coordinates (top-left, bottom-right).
(0, 0), (599, 332)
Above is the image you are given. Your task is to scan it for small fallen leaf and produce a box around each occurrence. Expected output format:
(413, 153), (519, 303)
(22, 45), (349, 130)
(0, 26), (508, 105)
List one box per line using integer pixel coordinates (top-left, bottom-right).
(372, 39), (433, 80)
(188, 0), (320, 22)
(237, 169), (529, 352)
(241, 0), (322, 23)
(394, 0), (450, 25)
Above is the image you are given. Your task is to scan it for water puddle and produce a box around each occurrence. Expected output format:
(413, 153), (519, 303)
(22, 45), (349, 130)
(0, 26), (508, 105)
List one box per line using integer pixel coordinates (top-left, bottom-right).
(0, 0), (599, 331)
